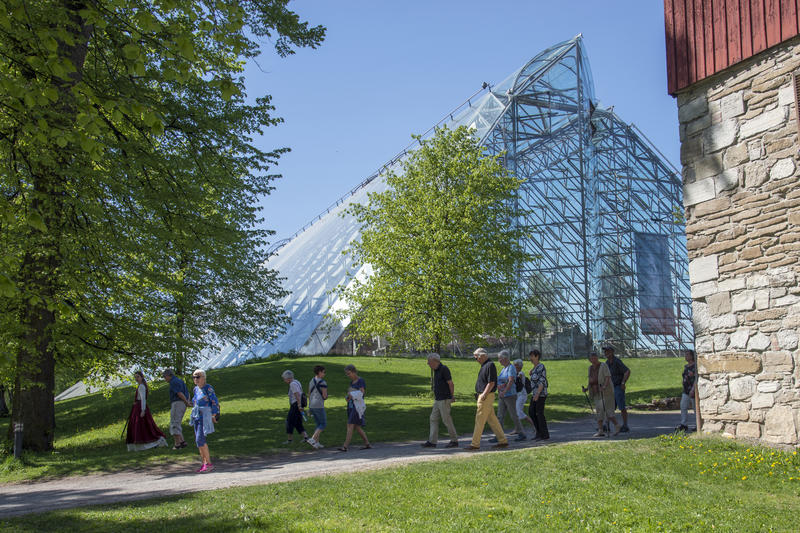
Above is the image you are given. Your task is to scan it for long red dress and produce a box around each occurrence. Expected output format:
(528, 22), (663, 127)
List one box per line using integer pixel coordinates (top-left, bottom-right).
(126, 384), (168, 451)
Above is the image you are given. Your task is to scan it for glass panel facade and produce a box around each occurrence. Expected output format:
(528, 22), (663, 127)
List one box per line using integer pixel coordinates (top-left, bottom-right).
(200, 36), (693, 368)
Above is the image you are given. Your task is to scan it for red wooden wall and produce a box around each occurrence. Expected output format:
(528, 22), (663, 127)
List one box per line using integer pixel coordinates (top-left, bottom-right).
(665, 0), (800, 94)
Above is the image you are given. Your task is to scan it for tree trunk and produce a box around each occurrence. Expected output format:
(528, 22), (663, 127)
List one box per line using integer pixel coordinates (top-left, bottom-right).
(9, 150), (65, 450)
(174, 253), (194, 376)
(175, 300), (186, 376)
(7, 2), (92, 450)
(10, 292), (57, 450)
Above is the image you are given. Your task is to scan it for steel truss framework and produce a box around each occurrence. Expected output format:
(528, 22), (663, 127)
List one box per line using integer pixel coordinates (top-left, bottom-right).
(475, 37), (693, 356)
(199, 36), (693, 368)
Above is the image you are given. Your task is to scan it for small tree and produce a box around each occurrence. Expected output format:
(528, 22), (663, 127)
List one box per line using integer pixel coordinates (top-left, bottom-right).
(337, 126), (532, 354)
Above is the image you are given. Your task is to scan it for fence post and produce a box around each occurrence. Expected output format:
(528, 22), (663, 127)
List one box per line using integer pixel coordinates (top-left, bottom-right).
(13, 422), (23, 459)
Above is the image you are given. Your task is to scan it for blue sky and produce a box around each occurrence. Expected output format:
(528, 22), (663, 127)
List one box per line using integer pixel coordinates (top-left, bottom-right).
(247, 0), (679, 241)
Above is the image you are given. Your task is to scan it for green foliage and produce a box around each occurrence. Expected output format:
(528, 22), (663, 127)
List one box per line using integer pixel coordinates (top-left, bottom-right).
(0, 0), (324, 448)
(337, 126), (532, 353)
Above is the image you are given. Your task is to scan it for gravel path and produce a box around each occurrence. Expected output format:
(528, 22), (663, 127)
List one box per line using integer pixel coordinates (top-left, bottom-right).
(0, 411), (684, 517)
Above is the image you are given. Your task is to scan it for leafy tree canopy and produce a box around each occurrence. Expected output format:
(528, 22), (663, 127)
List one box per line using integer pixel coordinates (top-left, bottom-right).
(0, 0), (324, 449)
(337, 126), (533, 354)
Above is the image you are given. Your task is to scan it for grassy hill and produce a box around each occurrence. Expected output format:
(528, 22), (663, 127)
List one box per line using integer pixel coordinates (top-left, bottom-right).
(1, 355), (683, 483)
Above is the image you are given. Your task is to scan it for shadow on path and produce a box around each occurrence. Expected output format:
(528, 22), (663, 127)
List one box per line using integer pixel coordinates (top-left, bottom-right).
(0, 411), (684, 518)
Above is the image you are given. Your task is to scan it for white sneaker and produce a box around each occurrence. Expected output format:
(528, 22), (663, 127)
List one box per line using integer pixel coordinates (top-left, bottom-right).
(305, 437), (317, 447)
(313, 441), (324, 449)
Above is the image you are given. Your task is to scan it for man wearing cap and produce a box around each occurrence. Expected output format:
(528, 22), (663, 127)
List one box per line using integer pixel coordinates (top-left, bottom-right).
(603, 345), (630, 432)
(466, 348), (508, 450)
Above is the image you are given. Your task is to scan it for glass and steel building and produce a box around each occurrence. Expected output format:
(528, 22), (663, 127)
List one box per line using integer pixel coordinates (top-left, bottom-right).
(200, 36), (693, 368)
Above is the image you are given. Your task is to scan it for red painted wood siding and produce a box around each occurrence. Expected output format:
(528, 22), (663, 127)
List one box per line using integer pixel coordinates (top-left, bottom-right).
(666, 0), (800, 94)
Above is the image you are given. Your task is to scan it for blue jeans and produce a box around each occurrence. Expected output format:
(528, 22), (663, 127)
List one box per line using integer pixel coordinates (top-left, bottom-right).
(193, 416), (206, 447)
(310, 407), (327, 430)
(613, 385), (627, 411)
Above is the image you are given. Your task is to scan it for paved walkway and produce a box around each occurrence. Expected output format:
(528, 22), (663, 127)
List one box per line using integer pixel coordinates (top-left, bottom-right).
(0, 411), (684, 517)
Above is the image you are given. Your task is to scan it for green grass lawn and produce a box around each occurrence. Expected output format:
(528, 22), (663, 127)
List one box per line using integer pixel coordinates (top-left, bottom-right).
(2, 434), (798, 532)
(0, 356), (683, 483)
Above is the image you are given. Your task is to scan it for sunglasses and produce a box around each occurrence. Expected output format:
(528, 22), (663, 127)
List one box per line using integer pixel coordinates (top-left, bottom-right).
(192, 376), (201, 379)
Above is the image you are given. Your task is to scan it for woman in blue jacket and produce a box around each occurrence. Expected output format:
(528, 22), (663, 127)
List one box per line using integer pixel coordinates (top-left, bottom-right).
(190, 369), (220, 473)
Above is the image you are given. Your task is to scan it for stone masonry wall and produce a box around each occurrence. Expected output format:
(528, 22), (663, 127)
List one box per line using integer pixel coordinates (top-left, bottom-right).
(677, 36), (800, 446)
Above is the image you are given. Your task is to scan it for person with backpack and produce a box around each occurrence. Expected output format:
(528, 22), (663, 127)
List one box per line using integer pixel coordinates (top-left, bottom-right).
(513, 359), (535, 432)
(281, 370), (314, 447)
(307, 365), (328, 449)
(494, 350), (526, 441)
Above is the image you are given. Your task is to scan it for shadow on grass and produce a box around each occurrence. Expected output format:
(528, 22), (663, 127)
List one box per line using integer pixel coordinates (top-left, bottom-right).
(2, 501), (287, 532)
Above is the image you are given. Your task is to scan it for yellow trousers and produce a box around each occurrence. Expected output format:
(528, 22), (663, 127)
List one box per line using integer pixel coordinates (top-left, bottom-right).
(471, 391), (508, 447)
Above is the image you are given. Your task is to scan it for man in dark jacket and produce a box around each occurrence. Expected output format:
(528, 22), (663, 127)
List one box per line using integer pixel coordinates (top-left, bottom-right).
(678, 350), (696, 432)
(162, 369), (191, 449)
(604, 345), (631, 432)
(421, 353), (459, 448)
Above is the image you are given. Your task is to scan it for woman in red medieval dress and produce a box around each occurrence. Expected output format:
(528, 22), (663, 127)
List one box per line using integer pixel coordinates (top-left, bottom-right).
(126, 371), (168, 451)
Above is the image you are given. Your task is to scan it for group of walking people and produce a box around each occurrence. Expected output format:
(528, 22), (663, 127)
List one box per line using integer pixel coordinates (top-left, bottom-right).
(582, 345), (632, 437)
(123, 344), (695, 473)
(420, 348), (549, 450)
(280, 363), (371, 452)
(425, 345), (641, 449)
(125, 368), (220, 473)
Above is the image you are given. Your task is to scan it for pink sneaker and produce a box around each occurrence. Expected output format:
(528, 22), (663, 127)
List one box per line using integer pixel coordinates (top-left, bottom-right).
(197, 463), (214, 473)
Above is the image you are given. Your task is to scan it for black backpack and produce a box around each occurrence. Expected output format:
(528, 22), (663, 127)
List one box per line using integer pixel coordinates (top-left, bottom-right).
(300, 391), (308, 409)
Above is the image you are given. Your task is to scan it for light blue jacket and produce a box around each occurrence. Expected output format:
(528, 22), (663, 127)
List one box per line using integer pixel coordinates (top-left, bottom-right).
(191, 384), (220, 435)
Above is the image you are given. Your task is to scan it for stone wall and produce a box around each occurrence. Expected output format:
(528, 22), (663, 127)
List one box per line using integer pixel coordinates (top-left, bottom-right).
(677, 35), (800, 446)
